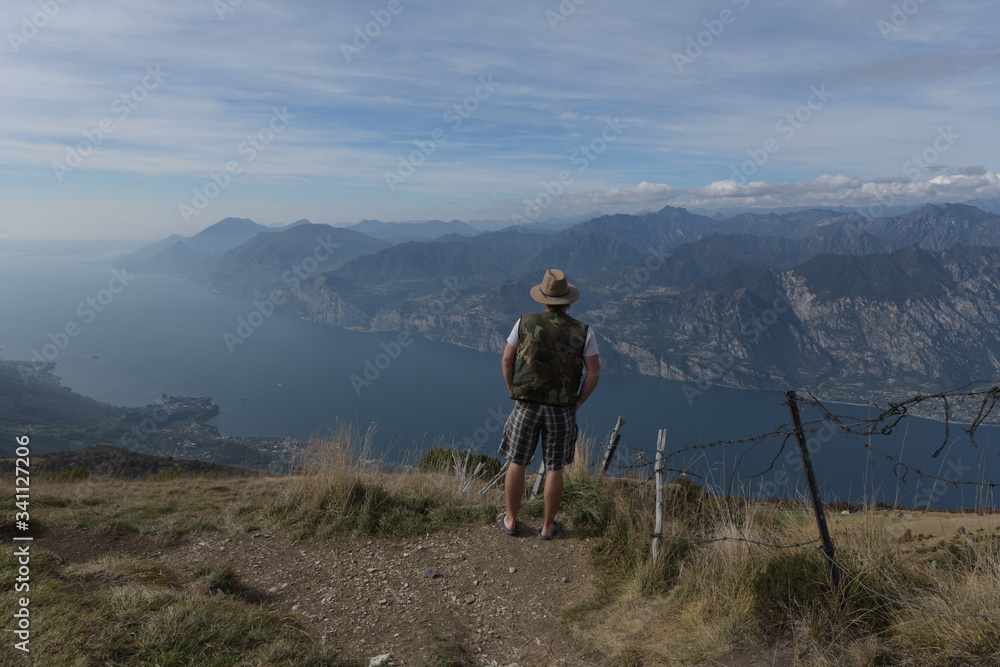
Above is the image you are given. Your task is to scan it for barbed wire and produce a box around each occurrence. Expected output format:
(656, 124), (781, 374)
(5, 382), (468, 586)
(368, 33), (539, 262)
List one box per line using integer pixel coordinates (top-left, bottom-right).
(599, 384), (1000, 494)
(797, 390), (1000, 491)
(797, 382), (1000, 449)
(652, 533), (821, 549)
(590, 386), (1000, 629)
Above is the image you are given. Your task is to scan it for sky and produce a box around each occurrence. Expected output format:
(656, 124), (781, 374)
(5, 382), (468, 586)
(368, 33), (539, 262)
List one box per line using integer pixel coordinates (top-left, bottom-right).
(2, 0), (1000, 240)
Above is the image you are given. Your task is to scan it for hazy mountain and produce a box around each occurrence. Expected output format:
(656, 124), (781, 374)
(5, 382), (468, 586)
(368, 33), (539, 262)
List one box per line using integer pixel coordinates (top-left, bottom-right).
(790, 245), (953, 300)
(690, 203), (926, 220)
(207, 224), (391, 292)
(180, 217), (274, 255)
(864, 203), (1000, 250)
(515, 227), (649, 279)
(715, 209), (869, 238)
(347, 219), (480, 243)
(963, 198), (1000, 216)
(593, 244), (1000, 401)
(118, 233), (189, 262)
(119, 217), (276, 271)
(575, 206), (721, 250)
(269, 219), (313, 230)
(464, 210), (606, 233)
(117, 202), (1000, 402)
(330, 239), (524, 292)
(325, 227), (559, 291)
(141, 239), (217, 277)
(604, 230), (894, 290)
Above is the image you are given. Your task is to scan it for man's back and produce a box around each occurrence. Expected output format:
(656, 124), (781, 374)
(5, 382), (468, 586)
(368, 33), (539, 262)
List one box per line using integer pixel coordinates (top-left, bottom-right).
(510, 311), (589, 407)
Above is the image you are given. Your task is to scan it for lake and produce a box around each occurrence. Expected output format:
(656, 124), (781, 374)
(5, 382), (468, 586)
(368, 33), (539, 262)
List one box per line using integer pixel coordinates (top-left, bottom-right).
(1, 241), (995, 509)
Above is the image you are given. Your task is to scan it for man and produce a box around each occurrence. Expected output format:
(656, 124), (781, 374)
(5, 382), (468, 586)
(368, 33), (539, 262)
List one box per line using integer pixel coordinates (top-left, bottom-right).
(497, 268), (600, 539)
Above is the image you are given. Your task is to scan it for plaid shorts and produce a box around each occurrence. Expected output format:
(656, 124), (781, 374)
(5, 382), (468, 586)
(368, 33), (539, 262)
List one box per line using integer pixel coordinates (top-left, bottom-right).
(498, 400), (577, 471)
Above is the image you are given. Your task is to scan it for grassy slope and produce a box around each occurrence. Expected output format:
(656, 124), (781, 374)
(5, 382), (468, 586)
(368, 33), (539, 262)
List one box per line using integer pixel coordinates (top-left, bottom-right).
(4, 432), (1000, 665)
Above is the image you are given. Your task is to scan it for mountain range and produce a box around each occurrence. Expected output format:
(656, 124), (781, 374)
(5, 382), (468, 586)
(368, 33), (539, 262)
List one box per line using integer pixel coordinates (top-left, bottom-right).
(118, 203), (1000, 403)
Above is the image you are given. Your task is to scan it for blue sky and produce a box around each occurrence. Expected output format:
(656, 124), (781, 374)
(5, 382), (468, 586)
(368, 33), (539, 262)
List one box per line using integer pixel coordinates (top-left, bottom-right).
(2, 0), (999, 239)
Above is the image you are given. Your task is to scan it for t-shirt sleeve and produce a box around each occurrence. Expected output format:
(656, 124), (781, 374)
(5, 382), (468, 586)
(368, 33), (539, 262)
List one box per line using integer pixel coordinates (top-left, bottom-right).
(506, 319), (520, 347)
(584, 328), (599, 357)
(508, 318), (598, 356)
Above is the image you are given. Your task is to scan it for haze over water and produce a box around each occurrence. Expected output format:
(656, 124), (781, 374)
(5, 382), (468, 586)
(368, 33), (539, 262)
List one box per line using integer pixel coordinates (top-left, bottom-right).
(1, 241), (995, 510)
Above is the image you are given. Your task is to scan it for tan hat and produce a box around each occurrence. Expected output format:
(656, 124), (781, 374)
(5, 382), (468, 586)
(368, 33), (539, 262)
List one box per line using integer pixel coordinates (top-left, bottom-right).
(530, 269), (580, 305)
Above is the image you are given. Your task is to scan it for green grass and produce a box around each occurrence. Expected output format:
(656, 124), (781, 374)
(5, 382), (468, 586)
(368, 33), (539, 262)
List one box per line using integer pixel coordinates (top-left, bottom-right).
(11, 429), (1000, 666)
(0, 547), (360, 666)
(553, 465), (1000, 666)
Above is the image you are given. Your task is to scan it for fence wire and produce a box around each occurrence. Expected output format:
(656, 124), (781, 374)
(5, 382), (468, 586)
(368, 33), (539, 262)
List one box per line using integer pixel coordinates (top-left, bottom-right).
(602, 383), (1000, 495)
(592, 384), (1000, 623)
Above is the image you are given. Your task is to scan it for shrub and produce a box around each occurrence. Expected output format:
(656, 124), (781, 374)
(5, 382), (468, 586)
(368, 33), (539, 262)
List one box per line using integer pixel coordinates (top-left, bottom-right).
(419, 448), (502, 480)
(750, 549), (830, 636)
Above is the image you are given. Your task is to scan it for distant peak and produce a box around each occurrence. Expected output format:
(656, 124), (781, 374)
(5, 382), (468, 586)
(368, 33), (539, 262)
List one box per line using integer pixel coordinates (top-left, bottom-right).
(215, 217), (258, 226)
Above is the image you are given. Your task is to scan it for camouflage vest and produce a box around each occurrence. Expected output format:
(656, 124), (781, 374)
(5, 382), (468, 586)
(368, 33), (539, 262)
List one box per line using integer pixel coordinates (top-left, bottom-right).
(510, 312), (588, 407)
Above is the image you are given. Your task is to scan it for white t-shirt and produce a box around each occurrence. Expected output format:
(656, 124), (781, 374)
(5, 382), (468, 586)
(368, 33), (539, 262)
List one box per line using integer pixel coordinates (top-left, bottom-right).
(506, 318), (599, 357)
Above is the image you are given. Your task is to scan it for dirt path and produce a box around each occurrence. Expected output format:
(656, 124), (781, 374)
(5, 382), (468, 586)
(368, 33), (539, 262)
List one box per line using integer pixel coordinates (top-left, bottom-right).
(36, 520), (607, 666)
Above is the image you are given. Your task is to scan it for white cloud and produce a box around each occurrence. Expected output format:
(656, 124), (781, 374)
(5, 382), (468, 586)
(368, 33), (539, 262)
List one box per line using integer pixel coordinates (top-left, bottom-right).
(570, 181), (683, 206)
(2, 0), (999, 237)
(570, 172), (1000, 212)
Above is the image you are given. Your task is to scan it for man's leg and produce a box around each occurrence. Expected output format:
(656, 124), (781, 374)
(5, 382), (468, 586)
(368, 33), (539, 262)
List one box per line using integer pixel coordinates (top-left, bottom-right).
(504, 462), (527, 531)
(537, 404), (575, 538)
(540, 467), (564, 538)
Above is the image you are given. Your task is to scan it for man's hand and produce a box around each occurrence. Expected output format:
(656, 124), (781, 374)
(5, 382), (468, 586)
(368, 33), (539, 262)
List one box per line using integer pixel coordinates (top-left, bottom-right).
(501, 343), (517, 392)
(575, 354), (600, 411)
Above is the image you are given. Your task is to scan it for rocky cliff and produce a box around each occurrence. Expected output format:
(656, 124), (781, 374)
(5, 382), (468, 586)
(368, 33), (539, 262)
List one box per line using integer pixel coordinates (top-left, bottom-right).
(121, 204), (1000, 404)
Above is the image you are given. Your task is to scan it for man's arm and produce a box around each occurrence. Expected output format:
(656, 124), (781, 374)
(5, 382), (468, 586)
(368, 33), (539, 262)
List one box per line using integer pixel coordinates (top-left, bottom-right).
(501, 343), (517, 393)
(575, 354), (600, 412)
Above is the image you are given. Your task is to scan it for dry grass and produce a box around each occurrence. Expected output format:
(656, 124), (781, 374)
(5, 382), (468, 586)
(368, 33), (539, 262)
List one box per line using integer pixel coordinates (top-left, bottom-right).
(559, 468), (1000, 666)
(29, 424), (499, 543)
(31, 474), (278, 537)
(15, 427), (1000, 665)
(268, 423), (498, 540)
(4, 425), (506, 666)
(0, 546), (359, 666)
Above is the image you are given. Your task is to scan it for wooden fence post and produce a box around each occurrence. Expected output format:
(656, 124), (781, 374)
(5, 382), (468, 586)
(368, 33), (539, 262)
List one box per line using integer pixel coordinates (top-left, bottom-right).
(652, 429), (667, 560)
(599, 416), (626, 476)
(785, 390), (841, 591)
(528, 460), (546, 500)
